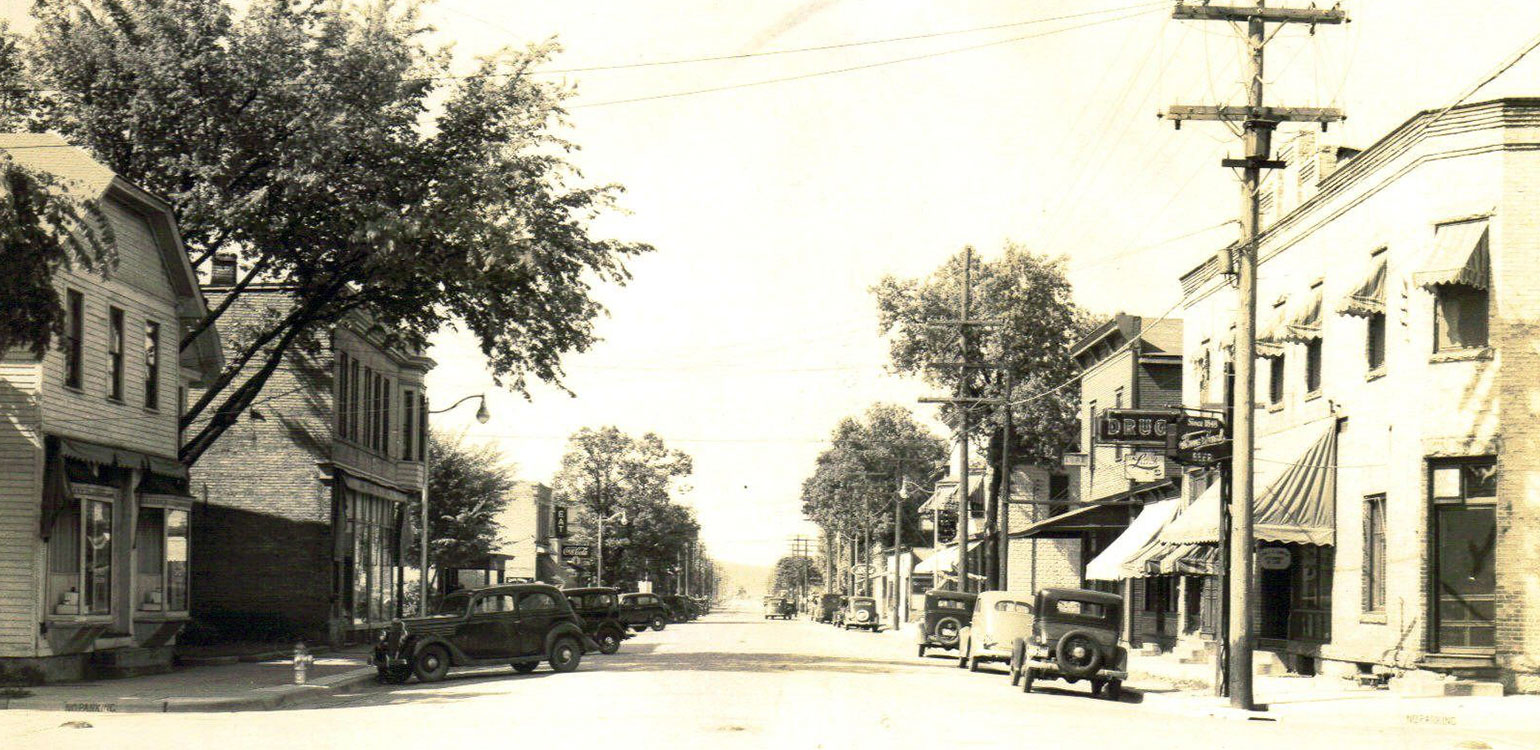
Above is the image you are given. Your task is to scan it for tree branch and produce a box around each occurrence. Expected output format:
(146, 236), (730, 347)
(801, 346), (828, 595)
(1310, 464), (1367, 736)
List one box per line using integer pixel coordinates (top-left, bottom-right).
(181, 254), (272, 350)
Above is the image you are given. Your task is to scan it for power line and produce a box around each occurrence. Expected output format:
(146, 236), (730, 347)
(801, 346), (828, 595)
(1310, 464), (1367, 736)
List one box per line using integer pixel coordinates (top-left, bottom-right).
(570, 6), (1167, 109)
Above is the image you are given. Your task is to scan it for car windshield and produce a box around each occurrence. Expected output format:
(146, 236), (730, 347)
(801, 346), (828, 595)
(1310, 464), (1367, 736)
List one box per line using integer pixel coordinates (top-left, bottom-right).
(433, 592), (471, 616)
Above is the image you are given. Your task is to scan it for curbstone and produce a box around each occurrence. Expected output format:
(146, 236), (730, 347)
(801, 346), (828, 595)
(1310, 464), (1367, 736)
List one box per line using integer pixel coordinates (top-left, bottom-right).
(0, 666), (379, 714)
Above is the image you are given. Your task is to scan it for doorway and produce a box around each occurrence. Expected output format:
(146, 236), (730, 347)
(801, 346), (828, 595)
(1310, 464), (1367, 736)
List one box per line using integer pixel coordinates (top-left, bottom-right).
(1430, 459), (1497, 653)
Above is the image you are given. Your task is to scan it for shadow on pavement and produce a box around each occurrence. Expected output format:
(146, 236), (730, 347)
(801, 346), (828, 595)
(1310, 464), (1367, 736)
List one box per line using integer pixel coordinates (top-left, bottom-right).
(588, 651), (952, 675)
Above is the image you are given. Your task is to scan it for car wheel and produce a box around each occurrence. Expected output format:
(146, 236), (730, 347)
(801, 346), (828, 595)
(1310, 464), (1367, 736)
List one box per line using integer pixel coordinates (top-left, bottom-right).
(651, 616), (666, 632)
(548, 636), (582, 673)
(1105, 680), (1123, 701)
(411, 644), (450, 683)
(512, 661), (538, 674)
(1053, 630), (1105, 679)
(1021, 668), (1035, 694)
(934, 616), (963, 647)
(597, 629), (622, 655)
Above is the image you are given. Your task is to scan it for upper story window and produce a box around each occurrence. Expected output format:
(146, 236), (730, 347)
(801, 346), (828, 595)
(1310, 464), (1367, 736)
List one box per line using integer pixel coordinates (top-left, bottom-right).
(64, 289), (83, 389)
(401, 389), (416, 461)
(210, 253), (237, 285)
(144, 321), (161, 410)
(1415, 220), (1490, 354)
(108, 307), (125, 401)
(337, 351), (351, 436)
(1305, 337), (1323, 394)
(1366, 312), (1386, 371)
(1269, 353), (1285, 405)
(1434, 284), (1488, 352)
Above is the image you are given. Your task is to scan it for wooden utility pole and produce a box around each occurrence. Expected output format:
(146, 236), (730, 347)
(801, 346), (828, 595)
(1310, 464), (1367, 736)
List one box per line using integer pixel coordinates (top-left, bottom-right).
(1164, 1), (1347, 711)
(919, 247), (1003, 592)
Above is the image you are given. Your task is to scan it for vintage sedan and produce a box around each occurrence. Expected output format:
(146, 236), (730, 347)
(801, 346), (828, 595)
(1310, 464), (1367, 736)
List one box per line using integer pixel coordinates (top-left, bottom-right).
(373, 583), (599, 683)
(762, 596), (795, 619)
(841, 596), (880, 631)
(915, 589), (977, 657)
(1011, 587), (1129, 700)
(619, 592), (670, 632)
(956, 591), (1036, 672)
(815, 593), (844, 624)
(561, 586), (631, 654)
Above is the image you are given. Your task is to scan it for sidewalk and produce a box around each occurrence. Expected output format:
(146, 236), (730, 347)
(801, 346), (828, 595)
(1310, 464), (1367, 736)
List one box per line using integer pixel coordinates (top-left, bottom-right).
(0, 646), (377, 713)
(1125, 650), (1540, 736)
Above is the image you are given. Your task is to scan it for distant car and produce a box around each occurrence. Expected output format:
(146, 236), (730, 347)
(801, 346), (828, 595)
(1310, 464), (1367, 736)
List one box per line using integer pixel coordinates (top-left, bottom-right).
(762, 596), (794, 619)
(619, 592), (670, 632)
(916, 589), (976, 657)
(841, 596), (880, 631)
(956, 591), (1035, 672)
(1011, 588), (1129, 700)
(562, 586), (631, 654)
(663, 594), (698, 622)
(816, 594), (844, 624)
(372, 583), (599, 683)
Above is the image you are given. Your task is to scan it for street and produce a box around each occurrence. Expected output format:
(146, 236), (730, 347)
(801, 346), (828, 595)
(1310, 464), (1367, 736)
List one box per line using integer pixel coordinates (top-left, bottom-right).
(3, 602), (1534, 750)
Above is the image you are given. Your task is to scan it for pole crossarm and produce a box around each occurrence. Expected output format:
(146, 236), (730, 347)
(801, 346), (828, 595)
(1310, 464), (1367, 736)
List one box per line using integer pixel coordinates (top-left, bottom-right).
(1162, 105), (1345, 126)
(918, 396), (1003, 405)
(1172, 4), (1348, 24)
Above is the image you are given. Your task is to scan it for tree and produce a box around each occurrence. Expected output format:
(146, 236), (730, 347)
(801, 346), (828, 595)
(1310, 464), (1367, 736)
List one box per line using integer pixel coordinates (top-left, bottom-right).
(20, 0), (651, 463)
(769, 555), (822, 595)
(871, 243), (1092, 466)
(409, 430), (517, 581)
(799, 403), (948, 592)
(551, 426), (695, 588)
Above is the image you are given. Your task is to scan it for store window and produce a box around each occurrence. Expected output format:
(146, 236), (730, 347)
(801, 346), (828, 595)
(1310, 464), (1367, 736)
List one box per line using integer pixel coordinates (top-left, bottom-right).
(136, 506), (190, 613)
(48, 482), (116, 616)
(347, 492), (398, 624)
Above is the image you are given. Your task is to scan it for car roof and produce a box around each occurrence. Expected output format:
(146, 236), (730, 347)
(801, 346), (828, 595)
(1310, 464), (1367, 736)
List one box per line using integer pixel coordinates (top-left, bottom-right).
(620, 592), (652, 599)
(1038, 587), (1123, 606)
(978, 591), (1030, 605)
(459, 583), (561, 597)
(562, 587), (617, 596)
(924, 589), (977, 601)
(849, 597), (875, 604)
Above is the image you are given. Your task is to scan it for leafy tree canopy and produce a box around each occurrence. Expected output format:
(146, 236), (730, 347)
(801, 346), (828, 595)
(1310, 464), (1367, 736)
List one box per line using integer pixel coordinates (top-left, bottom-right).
(769, 554), (821, 595)
(413, 430), (518, 571)
(799, 403), (946, 549)
(872, 243), (1092, 465)
(15, 0), (651, 463)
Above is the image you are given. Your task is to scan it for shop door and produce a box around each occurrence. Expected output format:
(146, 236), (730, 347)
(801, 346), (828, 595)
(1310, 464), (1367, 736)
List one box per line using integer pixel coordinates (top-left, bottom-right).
(1431, 461), (1497, 653)
(1259, 562), (1291, 640)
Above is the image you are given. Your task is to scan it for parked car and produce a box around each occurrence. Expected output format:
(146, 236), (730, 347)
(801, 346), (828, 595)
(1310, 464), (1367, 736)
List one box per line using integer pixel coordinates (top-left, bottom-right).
(815, 593), (844, 624)
(1010, 587), (1129, 700)
(619, 592), (670, 632)
(762, 596), (794, 619)
(841, 596), (880, 631)
(916, 589), (977, 657)
(372, 583), (599, 683)
(956, 591), (1035, 672)
(562, 586), (631, 654)
(663, 594), (698, 622)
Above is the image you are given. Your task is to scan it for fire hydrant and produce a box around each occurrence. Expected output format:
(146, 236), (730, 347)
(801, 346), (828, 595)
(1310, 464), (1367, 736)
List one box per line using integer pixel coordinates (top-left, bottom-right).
(293, 642), (313, 685)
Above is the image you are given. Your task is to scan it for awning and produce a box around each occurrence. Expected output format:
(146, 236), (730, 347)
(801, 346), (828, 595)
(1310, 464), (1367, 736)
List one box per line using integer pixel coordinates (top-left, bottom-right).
(1084, 499), (1181, 581)
(1414, 219), (1489, 290)
(1159, 480), (1223, 545)
(1337, 255), (1387, 317)
(57, 437), (186, 480)
(913, 539), (984, 574)
(1254, 422), (1337, 545)
(919, 474), (985, 514)
(336, 470), (413, 504)
(1010, 503), (1133, 540)
(1261, 287), (1323, 345)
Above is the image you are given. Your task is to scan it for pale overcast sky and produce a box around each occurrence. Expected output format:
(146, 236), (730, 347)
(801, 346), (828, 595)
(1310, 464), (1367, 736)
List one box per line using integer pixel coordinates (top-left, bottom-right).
(12, 1), (1540, 567)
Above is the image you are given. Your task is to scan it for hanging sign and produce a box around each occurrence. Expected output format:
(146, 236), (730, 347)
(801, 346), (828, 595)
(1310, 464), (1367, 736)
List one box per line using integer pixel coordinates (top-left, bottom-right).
(562, 544), (591, 559)
(1258, 547), (1292, 570)
(1097, 409), (1183, 447)
(553, 507), (569, 538)
(1122, 451), (1167, 481)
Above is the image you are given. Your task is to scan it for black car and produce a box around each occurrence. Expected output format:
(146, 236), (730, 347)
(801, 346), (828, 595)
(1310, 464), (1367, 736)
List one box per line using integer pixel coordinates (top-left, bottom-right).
(815, 594), (844, 624)
(562, 586), (631, 654)
(916, 589), (976, 657)
(1010, 588), (1129, 700)
(618, 592), (670, 632)
(372, 583), (599, 683)
(663, 594), (697, 622)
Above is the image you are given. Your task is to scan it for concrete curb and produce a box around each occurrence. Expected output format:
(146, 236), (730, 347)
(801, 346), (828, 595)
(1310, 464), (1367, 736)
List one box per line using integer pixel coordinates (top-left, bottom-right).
(0, 667), (378, 714)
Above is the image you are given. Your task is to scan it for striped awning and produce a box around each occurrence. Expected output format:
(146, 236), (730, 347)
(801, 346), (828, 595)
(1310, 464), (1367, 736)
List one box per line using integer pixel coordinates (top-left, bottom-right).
(1337, 255), (1387, 318)
(1260, 287), (1323, 344)
(1084, 499), (1180, 581)
(1254, 422), (1338, 545)
(1414, 219), (1489, 290)
(919, 475), (985, 514)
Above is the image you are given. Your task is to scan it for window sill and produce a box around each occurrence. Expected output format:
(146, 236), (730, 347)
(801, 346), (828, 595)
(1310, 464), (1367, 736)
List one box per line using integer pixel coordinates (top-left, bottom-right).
(45, 613), (113, 626)
(1267, 402), (1285, 414)
(1365, 367), (1386, 382)
(1304, 390), (1323, 402)
(134, 611), (191, 623)
(63, 383), (85, 395)
(107, 396), (125, 405)
(1430, 346), (1493, 364)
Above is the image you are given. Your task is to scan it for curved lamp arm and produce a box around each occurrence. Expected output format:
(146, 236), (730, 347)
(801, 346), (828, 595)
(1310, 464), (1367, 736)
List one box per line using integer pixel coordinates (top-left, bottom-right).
(429, 393), (490, 424)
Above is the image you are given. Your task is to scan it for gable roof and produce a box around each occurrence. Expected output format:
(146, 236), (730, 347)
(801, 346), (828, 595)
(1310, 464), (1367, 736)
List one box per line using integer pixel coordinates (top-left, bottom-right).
(0, 133), (222, 383)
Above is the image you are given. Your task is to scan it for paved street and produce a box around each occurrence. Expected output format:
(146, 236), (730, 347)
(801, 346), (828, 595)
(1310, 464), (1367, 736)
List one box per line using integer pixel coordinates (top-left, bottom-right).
(3, 602), (1535, 750)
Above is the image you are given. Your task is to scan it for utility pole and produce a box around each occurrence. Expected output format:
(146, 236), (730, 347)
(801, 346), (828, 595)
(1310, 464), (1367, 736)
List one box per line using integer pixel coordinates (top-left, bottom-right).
(996, 369), (1013, 592)
(920, 247), (1004, 593)
(1164, 0), (1347, 711)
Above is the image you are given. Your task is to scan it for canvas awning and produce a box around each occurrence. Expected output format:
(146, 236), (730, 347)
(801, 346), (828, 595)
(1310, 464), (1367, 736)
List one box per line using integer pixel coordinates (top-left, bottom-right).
(919, 475), (985, 514)
(57, 436), (186, 480)
(1260, 287), (1323, 345)
(1084, 499), (1181, 581)
(1159, 479), (1223, 545)
(1414, 219), (1489, 290)
(912, 539), (984, 574)
(1010, 503), (1133, 540)
(1337, 255), (1387, 317)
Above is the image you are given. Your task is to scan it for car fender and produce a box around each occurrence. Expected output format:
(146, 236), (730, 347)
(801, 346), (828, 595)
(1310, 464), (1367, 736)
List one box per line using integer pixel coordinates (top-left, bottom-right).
(545, 621), (599, 654)
(406, 634), (472, 667)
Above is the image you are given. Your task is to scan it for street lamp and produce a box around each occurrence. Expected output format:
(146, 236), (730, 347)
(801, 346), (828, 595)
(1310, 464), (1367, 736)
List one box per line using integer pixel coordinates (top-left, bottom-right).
(419, 393), (490, 616)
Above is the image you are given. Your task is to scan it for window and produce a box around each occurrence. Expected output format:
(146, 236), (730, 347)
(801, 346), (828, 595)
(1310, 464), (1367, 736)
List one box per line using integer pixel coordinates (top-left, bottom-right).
(1363, 495), (1386, 613)
(1434, 284), (1489, 352)
(337, 352), (350, 436)
(401, 390), (415, 460)
(994, 600), (1032, 614)
(381, 378), (392, 455)
(108, 307), (125, 401)
(520, 592), (560, 612)
(1366, 312), (1386, 371)
(472, 594), (515, 614)
(348, 359), (361, 442)
(210, 253), (238, 285)
(362, 367), (375, 449)
(143, 321), (161, 410)
(346, 492), (397, 623)
(48, 488), (114, 616)
(64, 289), (83, 388)
(1269, 354), (1285, 404)
(1054, 599), (1108, 618)
(418, 397), (429, 461)
(135, 506), (189, 613)
(1144, 576), (1177, 614)
(1305, 338), (1323, 394)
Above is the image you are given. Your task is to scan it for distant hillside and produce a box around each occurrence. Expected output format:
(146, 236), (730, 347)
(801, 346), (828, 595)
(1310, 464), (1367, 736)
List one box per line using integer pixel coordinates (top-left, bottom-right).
(714, 559), (772, 599)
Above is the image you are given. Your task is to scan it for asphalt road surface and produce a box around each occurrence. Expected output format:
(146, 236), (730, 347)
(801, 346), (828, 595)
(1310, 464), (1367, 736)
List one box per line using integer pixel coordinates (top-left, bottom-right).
(2, 602), (1534, 749)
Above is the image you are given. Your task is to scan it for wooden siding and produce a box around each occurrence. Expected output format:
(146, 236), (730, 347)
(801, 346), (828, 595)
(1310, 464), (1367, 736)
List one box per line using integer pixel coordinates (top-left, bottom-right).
(0, 360), (42, 655)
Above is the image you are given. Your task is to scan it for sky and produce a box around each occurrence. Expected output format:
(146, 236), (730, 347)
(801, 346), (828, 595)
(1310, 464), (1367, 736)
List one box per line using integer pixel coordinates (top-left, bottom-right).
(12, 1), (1540, 568)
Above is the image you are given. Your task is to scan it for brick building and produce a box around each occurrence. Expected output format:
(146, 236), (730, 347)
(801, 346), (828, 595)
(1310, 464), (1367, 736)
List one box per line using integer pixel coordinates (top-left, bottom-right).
(1171, 99), (1540, 690)
(0, 135), (222, 681)
(446, 481), (570, 590)
(189, 283), (432, 645)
